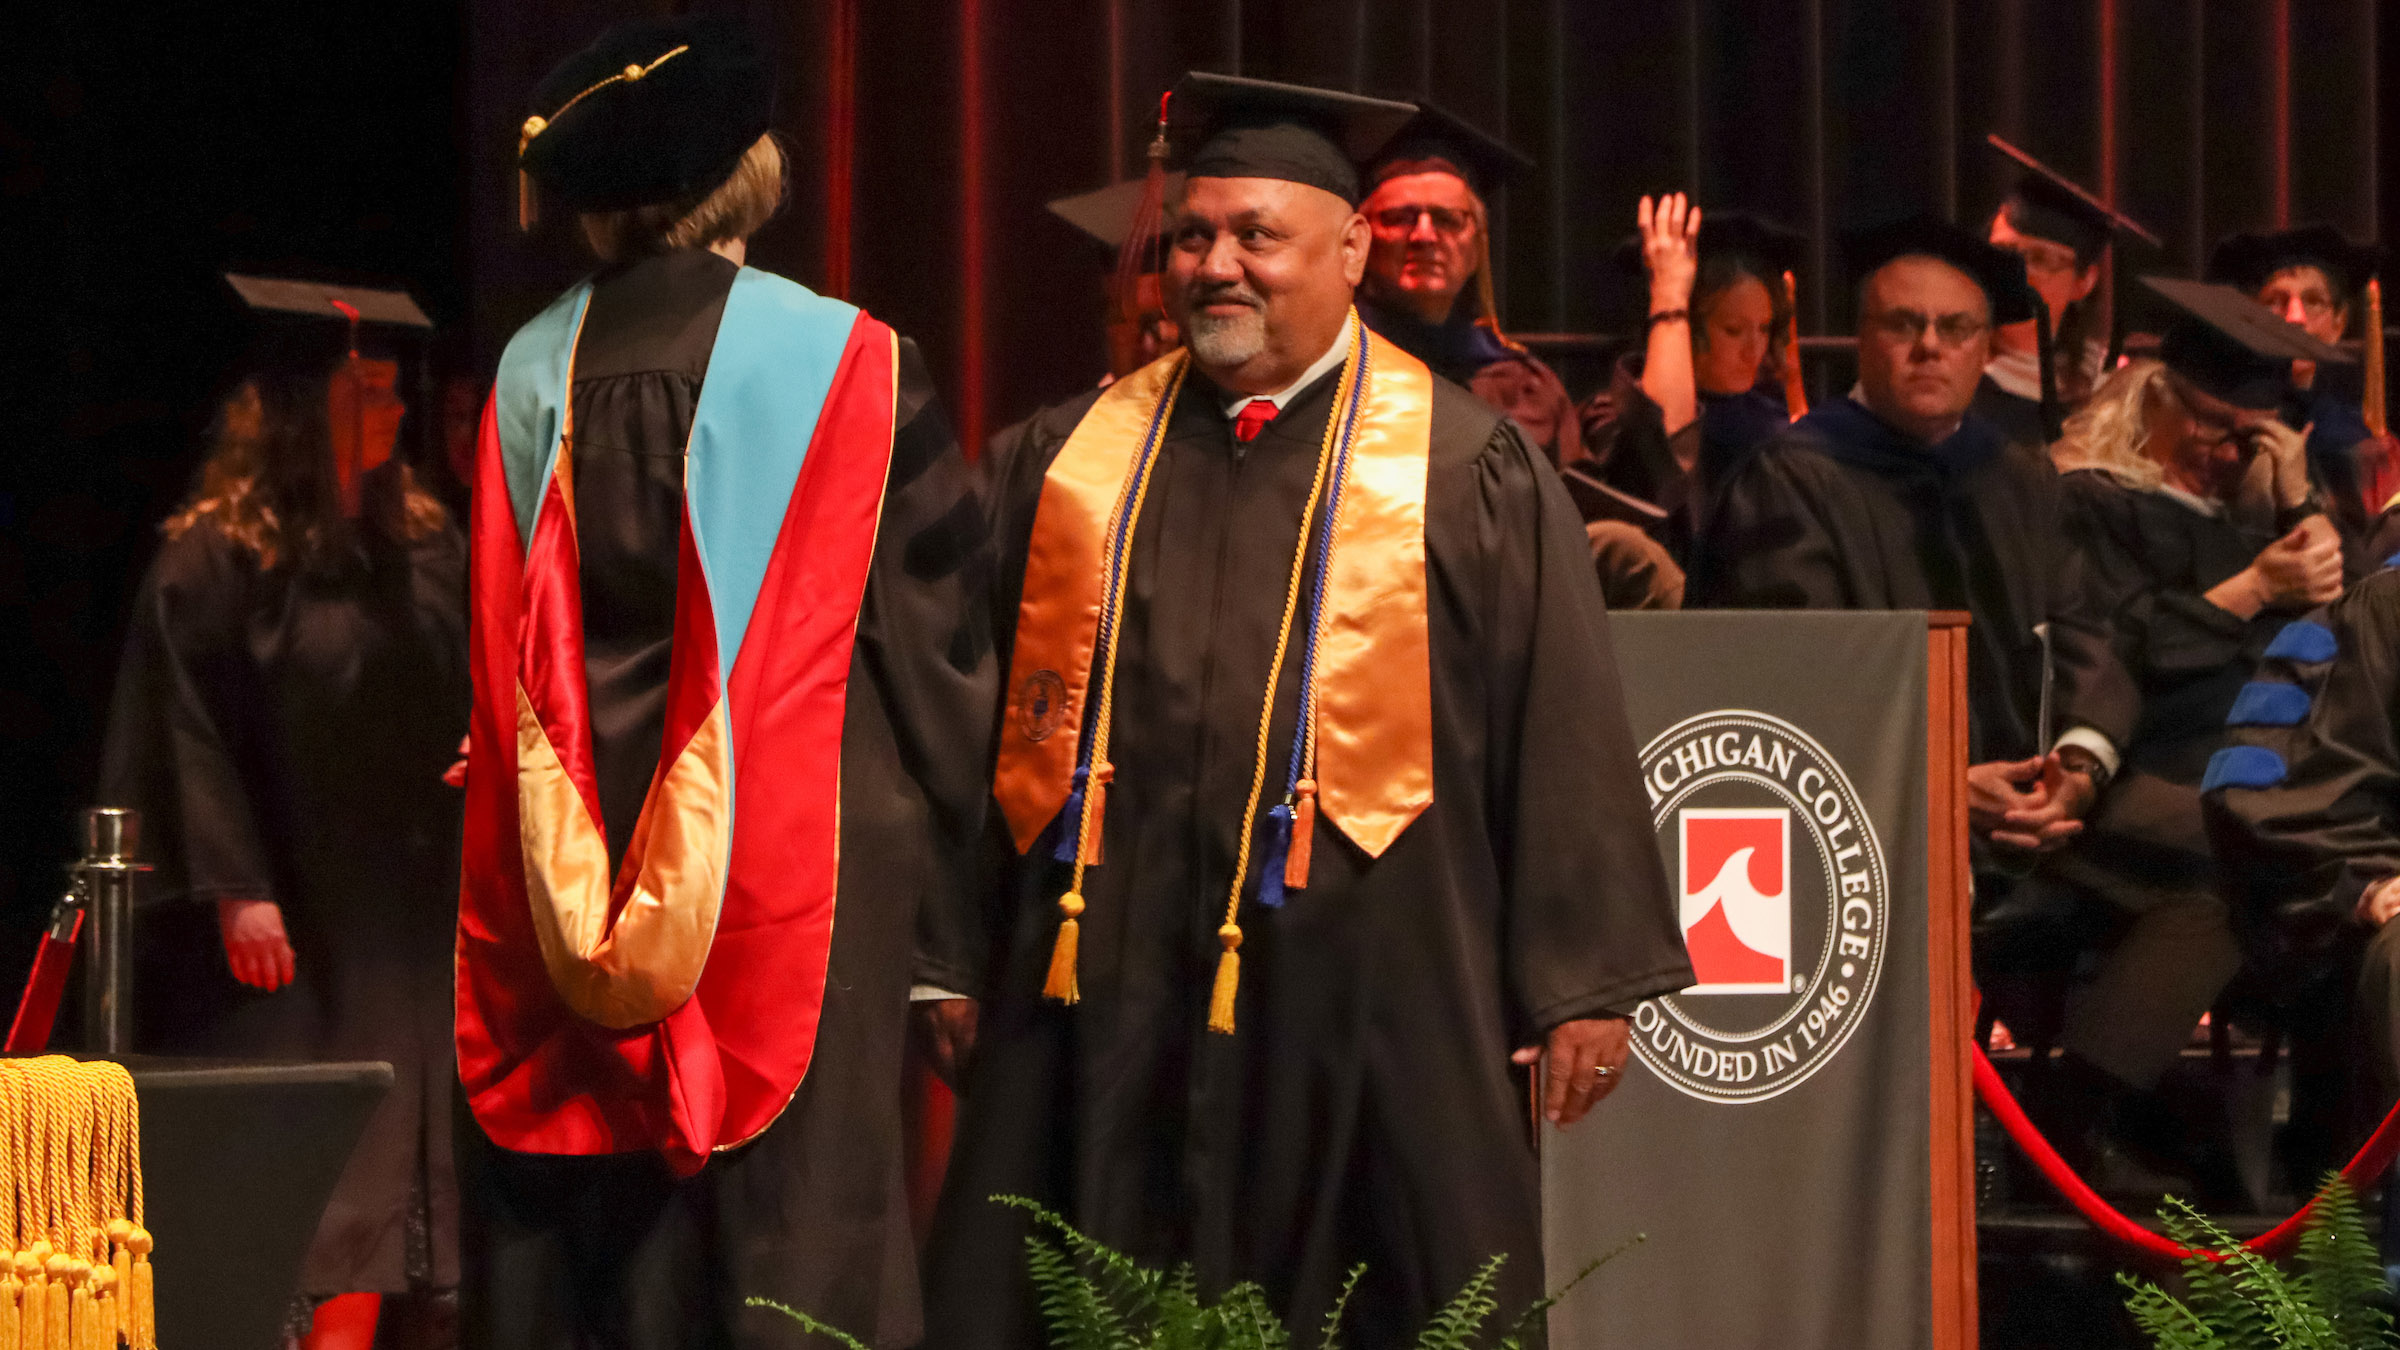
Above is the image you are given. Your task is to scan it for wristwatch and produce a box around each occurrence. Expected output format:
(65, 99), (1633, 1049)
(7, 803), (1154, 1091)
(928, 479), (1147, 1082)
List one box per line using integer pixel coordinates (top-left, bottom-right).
(2055, 744), (2112, 792)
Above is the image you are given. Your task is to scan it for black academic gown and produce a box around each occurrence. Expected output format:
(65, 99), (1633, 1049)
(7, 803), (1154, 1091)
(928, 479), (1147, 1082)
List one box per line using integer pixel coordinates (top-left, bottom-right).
(1583, 352), (1790, 567)
(101, 481), (467, 1298)
(453, 250), (995, 1350)
(1693, 398), (2138, 770)
(928, 361), (1691, 1349)
(1358, 297), (1516, 387)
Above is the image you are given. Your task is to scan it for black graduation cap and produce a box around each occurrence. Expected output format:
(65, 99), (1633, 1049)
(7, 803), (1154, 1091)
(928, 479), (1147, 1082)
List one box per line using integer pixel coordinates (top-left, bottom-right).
(518, 14), (774, 215)
(1610, 211), (1809, 280)
(1165, 73), (1415, 207)
(1046, 176), (1186, 257)
(2141, 276), (2353, 410)
(1366, 102), (1535, 199)
(2205, 225), (2386, 302)
(225, 275), (432, 331)
(1839, 212), (2037, 325)
(1985, 134), (2163, 264)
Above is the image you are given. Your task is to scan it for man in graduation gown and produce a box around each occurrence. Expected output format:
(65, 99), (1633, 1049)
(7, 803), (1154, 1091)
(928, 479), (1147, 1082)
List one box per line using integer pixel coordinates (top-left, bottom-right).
(922, 73), (1690, 1349)
(456, 17), (995, 1347)
(1693, 215), (2139, 988)
(2209, 226), (2394, 539)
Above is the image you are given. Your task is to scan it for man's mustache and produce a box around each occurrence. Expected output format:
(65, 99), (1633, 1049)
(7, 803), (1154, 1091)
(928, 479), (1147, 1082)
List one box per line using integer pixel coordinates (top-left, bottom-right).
(1188, 282), (1265, 310)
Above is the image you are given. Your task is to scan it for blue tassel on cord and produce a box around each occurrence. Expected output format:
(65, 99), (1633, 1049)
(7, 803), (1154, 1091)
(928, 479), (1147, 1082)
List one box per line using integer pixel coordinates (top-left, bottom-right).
(1257, 803), (1294, 909)
(1051, 767), (1089, 862)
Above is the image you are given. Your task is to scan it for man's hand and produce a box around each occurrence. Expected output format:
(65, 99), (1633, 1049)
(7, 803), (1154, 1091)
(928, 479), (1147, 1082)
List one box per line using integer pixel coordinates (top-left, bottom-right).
(2248, 518), (2344, 611)
(912, 998), (979, 1090)
(2358, 878), (2400, 927)
(1511, 1016), (1630, 1128)
(1969, 756), (2090, 852)
(216, 897), (295, 992)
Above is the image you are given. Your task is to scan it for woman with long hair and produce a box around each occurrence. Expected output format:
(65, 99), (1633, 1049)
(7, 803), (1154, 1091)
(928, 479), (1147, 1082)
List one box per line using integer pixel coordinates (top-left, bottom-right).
(1992, 354), (2335, 1193)
(1582, 196), (1803, 566)
(101, 358), (467, 1348)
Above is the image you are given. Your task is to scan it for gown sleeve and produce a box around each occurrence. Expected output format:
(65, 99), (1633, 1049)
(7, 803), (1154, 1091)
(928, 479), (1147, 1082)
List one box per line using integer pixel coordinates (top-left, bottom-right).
(2034, 467), (2141, 752)
(2204, 571), (2400, 978)
(97, 523), (273, 906)
(853, 337), (1001, 995)
(1474, 420), (1693, 1028)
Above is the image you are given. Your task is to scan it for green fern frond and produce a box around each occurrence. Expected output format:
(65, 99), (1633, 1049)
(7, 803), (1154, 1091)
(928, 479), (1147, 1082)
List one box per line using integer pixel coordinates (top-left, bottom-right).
(1495, 1233), (1649, 1350)
(743, 1298), (875, 1350)
(1319, 1264), (1366, 1350)
(1413, 1254), (1504, 1350)
(2121, 1179), (2397, 1350)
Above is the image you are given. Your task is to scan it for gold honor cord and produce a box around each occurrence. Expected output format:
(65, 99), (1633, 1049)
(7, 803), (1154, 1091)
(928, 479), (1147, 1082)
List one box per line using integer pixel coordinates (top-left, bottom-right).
(1043, 358), (1193, 1004)
(0, 1060), (152, 1350)
(1210, 316), (1367, 1033)
(514, 44), (693, 230)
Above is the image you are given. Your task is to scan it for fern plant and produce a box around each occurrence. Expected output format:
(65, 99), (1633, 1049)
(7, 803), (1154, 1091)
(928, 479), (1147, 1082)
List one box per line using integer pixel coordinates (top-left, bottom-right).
(748, 1193), (1641, 1349)
(2118, 1175), (2396, 1350)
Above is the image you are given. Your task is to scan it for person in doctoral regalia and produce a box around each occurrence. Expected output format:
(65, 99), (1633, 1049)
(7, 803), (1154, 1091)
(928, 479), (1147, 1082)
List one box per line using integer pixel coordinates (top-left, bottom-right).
(2208, 225), (2394, 541)
(1693, 213), (2139, 937)
(1582, 197), (1806, 567)
(2012, 280), (2344, 1187)
(922, 73), (1690, 1350)
(1972, 146), (2157, 449)
(454, 16), (995, 1348)
(100, 287), (467, 1347)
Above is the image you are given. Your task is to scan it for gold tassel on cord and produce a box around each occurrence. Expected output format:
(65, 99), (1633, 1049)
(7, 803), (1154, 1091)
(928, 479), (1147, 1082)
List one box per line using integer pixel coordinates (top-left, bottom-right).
(126, 1231), (151, 1350)
(1042, 893), (1085, 1005)
(1207, 923), (1243, 1034)
(22, 1248), (48, 1350)
(1078, 763), (1112, 866)
(43, 1254), (67, 1350)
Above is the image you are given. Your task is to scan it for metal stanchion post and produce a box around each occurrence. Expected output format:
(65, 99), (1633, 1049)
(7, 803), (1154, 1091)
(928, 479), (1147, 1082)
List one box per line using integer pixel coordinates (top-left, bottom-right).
(77, 807), (143, 1054)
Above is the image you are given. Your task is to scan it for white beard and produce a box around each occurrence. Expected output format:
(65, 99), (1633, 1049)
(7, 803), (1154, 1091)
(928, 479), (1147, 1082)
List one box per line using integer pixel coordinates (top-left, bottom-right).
(1186, 307), (1268, 368)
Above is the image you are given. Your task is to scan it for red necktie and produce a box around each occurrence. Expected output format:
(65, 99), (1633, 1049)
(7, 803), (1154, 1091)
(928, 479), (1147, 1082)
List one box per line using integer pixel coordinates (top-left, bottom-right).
(1232, 398), (1278, 443)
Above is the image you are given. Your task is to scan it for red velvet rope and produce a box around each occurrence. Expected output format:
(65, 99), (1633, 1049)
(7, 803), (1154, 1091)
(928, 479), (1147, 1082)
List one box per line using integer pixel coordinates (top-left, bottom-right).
(1973, 1041), (2400, 1261)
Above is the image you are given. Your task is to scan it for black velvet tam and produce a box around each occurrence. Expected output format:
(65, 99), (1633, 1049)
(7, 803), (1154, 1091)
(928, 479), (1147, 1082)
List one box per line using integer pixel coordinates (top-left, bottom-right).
(520, 14), (773, 213)
(2206, 225), (2386, 303)
(1367, 102), (1534, 198)
(1839, 211), (2037, 325)
(1167, 72), (1413, 206)
(2143, 275), (2353, 410)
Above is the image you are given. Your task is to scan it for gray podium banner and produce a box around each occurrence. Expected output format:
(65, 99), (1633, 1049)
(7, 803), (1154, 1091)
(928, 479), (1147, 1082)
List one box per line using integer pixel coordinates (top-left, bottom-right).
(1546, 610), (1933, 1350)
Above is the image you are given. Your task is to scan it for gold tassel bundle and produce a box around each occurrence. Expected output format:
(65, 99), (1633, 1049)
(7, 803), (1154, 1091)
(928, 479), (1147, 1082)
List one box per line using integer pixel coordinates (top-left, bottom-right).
(2365, 277), (2387, 439)
(0, 1059), (152, 1350)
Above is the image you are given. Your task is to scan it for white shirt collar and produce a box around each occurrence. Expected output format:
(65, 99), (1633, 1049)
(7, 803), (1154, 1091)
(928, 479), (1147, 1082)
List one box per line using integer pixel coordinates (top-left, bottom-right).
(1219, 324), (1355, 419)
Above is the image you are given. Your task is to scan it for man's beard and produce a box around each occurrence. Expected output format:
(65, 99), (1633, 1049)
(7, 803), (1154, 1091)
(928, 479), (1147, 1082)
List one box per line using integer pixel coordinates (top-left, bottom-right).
(1182, 284), (1269, 368)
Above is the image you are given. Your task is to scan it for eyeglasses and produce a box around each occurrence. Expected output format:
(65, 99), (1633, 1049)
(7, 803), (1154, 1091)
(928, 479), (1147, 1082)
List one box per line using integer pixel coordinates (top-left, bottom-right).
(2001, 239), (2083, 276)
(1864, 310), (1990, 348)
(1371, 205), (1474, 237)
(2162, 375), (2247, 446)
(2259, 287), (2338, 319)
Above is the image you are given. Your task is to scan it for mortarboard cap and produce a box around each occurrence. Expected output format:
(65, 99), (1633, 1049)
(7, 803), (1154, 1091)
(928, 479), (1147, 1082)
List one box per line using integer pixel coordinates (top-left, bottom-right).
(1611, 210), (1808, 280)
(1840, 212), (2037, 325)
(225, 274), (432, 330)
(519, 15), (774, 215)
(1985, 134), (2162, 264)
(2205, 225), (2386, 302)
(1166, 73), (1415, 207)
(1046, 175), (1187, 256)
(2141, 275), (2353, 410)
(1366, 102), (1535, 198)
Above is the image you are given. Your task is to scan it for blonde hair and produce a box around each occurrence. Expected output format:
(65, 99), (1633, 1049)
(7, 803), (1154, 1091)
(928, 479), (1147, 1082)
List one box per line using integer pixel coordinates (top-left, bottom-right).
(580, 133), (786, 263)
(2050, 358), (2171, 490)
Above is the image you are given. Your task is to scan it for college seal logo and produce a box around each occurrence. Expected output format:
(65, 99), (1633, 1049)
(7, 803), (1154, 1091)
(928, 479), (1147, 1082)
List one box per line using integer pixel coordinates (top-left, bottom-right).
(1018, 669), (1068, 743)
(1630, 710), (1890, 1103)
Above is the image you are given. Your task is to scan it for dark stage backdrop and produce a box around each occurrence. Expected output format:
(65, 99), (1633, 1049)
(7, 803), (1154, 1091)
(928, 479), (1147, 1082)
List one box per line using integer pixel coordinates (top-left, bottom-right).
(0, 1), (2394, 1015)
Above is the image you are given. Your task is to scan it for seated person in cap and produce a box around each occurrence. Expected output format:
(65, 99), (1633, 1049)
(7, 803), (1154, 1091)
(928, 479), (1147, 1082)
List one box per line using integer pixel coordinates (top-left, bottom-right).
(928, 71), (1687, 1350)
(2210, 225), (2394, 541)
(1693, 213), (2138, 958)
(2007, 282), (2339, 1186)
(1354, 105), (1582, 465)
(456, 16), (996, 1348)
(1582, 195), (1805, 566)
(1973, 151), (2155, 448)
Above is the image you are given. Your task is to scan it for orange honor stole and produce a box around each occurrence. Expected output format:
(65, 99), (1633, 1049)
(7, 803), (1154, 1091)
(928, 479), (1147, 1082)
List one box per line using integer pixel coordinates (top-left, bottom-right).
(992, 312), (1435, 1031)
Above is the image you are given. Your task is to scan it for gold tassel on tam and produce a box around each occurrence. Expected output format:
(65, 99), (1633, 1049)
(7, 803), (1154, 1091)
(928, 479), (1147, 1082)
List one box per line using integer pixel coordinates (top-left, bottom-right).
(1042, 893), (1085, 1005)
(1207, 924), (1243, 1034)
